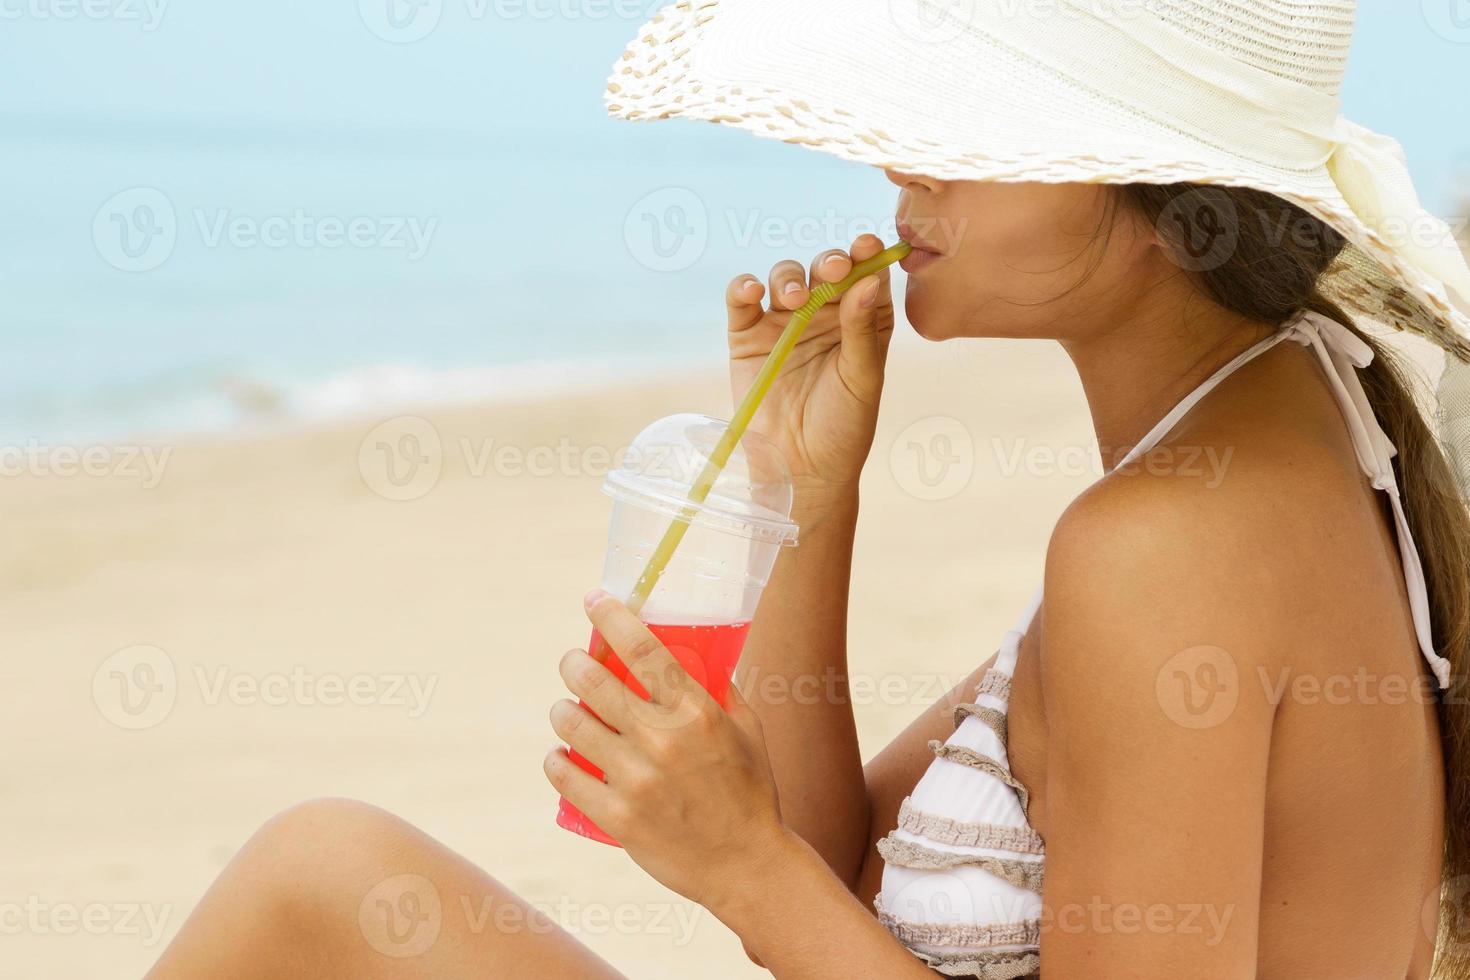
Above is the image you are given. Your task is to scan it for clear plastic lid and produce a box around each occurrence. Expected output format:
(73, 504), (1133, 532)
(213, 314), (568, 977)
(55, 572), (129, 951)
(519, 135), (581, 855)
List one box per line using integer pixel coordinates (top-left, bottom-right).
(602, 414), (799, 545)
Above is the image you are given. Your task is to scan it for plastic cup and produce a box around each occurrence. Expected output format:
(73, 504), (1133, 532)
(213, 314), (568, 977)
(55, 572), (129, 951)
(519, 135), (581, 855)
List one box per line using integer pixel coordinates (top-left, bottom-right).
(556, 413), (799, 846)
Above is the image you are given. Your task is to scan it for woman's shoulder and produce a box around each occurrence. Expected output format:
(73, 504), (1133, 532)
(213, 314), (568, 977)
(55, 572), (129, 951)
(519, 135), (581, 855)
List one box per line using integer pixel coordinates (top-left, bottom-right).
(1041, 351), (1385, 686)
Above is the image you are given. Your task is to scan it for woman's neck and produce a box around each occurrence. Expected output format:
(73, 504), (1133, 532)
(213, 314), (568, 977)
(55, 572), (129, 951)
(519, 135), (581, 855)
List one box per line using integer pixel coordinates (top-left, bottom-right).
(1059, 281), (1278, 469)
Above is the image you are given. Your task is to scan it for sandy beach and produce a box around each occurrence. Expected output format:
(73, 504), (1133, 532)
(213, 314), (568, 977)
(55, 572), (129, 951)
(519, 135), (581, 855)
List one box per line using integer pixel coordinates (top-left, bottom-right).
(1, 330), (1099, 979)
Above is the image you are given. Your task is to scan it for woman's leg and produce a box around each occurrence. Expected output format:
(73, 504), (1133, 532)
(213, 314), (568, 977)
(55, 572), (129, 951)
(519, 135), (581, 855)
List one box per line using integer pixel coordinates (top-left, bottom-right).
(147, 798), (627, 980)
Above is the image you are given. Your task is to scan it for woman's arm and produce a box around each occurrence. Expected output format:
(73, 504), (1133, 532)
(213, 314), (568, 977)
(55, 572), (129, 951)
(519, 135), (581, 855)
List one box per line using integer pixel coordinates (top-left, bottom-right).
(1036, 481), (1279, 977)
(738, 491), (870, 884)
(721, 236), (899, 884)
(713, 829), (940, 979)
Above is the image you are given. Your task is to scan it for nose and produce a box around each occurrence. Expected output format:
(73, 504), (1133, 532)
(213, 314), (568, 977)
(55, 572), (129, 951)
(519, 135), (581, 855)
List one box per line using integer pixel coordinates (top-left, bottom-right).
(883, 168), (941, 193)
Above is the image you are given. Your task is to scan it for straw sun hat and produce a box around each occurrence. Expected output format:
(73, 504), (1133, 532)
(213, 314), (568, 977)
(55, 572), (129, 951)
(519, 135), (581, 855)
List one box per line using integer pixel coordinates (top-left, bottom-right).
(603, 0), (1470, 366)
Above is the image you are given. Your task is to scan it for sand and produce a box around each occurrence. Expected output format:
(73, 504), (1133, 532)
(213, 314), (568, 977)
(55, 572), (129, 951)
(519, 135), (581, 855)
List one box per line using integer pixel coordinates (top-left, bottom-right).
(0, 329), (1098, 978)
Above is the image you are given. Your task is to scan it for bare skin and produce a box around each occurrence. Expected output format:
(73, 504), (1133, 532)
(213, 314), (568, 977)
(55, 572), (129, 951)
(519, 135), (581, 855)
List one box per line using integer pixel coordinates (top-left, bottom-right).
(148, 173), (1445, 978)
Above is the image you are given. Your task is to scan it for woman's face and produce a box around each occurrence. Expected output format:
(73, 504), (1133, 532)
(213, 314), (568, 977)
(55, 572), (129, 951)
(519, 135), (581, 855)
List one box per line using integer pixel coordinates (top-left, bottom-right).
(887, 172), (1158, 343)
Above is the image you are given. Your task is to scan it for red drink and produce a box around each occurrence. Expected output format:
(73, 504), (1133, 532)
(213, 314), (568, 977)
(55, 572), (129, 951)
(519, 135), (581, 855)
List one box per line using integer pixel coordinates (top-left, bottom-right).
(555, 620), (752, 846)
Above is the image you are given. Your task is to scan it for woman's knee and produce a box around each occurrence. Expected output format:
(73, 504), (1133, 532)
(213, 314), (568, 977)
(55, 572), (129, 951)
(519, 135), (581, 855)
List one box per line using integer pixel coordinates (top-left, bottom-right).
(239, 798), (420, 924)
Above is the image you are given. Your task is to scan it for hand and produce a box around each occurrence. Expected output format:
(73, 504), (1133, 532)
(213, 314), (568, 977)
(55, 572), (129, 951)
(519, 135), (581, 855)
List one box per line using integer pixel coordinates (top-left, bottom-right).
(726, 235), (897, 493)
(544, 591), (791, 912)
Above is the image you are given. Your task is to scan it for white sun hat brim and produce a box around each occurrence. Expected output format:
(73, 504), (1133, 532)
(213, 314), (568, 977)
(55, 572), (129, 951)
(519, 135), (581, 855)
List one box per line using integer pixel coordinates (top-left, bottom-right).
(605, 0), (1470, 360)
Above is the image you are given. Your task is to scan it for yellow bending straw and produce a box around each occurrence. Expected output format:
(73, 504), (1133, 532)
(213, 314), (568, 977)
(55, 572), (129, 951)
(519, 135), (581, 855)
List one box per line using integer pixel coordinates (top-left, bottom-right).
(625, 240), (913, 616)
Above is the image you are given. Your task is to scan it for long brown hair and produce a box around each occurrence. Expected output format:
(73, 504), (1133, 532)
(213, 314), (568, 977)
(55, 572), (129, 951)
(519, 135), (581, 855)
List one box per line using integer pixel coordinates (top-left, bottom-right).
(1117, 183), (1470, 978)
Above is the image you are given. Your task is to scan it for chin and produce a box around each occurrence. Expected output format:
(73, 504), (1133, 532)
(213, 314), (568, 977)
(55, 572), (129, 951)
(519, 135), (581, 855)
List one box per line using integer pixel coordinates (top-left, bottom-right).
(902, 283), (947, 340)
(902, 293), (965, 341)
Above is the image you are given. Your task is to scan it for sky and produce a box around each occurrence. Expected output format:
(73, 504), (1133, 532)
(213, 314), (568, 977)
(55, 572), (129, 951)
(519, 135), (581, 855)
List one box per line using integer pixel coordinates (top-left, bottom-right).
(0, 2), (1467, 440)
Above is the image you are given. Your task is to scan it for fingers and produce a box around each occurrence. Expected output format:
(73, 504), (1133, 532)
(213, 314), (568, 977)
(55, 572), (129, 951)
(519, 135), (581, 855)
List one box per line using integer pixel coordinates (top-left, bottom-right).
(737, 235), (896, 324)
(549, 699), (622, 772)
(543, 746), (614, 818)
(558, 647), (632, 732)
(726, 274), (766, 333)
(807, 248), (852, 295)
(848, 233), (893, 309)
(766, 259), (809, 312)
(583, 590), (707, 710)
(834, 274), (890, 405)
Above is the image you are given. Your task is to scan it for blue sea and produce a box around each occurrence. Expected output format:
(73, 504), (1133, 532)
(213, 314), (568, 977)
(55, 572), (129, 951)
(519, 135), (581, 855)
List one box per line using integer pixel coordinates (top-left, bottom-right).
(0, 113), (901, 444)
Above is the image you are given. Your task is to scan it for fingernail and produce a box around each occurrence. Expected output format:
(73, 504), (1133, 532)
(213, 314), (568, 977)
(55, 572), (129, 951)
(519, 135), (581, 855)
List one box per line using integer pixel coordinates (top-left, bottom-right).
(859, 278), (880, 309)
(782, 281), (804, 298)
(583, 589), (611, 611)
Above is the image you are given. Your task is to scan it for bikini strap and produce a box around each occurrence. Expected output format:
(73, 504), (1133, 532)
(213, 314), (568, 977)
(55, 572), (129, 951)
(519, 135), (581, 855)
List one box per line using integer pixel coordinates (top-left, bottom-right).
(1285, 312), (1450, 690)
(1007, 311), (1451, 690)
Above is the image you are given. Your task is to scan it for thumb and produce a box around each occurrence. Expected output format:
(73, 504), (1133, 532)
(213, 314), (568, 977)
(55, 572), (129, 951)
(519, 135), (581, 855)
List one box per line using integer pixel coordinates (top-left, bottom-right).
(724, 677), (763, 733)
(835, 274), (890, 405)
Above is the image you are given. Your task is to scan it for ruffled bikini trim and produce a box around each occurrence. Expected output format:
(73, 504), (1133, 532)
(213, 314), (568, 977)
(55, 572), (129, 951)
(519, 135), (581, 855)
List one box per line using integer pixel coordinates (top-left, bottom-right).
(975, 668), (1013, 702)
(954, 702), (1010, 746)
(929, 740), (1031, 814)
(914, 947), (1041, 979)
(877, 907), (1042, 950)
(877, 836), (1044, 893)
(896, 799), (1045, 854)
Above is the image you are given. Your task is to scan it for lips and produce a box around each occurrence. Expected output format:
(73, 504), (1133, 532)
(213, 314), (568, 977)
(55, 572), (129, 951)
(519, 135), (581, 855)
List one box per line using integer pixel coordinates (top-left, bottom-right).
(897, 218), (944, 273)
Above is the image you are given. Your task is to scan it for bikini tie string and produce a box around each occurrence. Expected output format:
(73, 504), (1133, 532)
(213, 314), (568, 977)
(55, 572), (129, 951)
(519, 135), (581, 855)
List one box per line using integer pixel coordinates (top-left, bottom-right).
(1290, 311), (1452, 690)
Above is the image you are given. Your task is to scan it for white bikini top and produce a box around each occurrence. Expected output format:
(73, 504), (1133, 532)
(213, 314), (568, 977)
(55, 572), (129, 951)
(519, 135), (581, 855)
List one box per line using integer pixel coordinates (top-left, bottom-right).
(875, 311), (1451, 979)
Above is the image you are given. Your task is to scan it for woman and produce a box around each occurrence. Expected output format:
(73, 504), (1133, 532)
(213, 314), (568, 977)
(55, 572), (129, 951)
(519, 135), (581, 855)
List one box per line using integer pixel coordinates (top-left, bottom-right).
(149, 1), (1470, 977)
